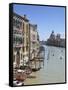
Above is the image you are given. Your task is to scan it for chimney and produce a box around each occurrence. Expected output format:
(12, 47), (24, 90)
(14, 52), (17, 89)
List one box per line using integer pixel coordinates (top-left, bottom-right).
(24, 14), (27, 19)
(35, 24), (37, 29)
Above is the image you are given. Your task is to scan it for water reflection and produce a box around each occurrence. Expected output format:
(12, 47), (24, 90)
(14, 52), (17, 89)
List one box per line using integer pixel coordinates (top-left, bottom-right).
(24, 45), (65, 85)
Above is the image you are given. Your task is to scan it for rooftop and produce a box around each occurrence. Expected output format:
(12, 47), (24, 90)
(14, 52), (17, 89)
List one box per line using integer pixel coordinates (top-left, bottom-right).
(13, 12), (29, 22)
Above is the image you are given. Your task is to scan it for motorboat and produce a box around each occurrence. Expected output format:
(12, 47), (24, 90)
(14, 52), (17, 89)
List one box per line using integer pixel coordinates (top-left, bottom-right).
(16, 69), (27, 82)
(13, 80), (24, 86)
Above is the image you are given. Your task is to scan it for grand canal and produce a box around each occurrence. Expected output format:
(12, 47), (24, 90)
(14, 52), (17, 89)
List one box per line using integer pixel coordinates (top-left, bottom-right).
(24, 45), (65, 85)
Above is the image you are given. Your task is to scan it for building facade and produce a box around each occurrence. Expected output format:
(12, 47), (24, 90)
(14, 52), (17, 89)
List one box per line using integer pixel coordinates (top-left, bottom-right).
(13, 13), (40, 69)
(46, 31), (65, 47)
(13, 13), (23, 68)
(13, 13), (29, 68)
(30, 24), (40, 60)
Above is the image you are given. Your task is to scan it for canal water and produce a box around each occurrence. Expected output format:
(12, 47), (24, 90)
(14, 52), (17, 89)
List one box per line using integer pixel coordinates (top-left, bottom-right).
(24, 45), (65, 85)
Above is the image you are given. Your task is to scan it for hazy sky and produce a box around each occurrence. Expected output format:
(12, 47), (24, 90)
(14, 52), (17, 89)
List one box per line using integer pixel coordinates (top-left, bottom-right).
(13, 4), (65, 41)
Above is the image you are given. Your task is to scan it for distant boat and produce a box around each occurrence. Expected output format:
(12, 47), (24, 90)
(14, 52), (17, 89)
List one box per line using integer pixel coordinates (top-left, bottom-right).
(47, 50), (50, 60)
(53, 54), (54, 56)
(32, 67), (41, 72)
(60, 56), (62, 60)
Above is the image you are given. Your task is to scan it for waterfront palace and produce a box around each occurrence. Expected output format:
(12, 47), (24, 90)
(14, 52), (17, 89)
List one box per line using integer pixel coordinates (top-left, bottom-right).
(13, 13), (40, 68)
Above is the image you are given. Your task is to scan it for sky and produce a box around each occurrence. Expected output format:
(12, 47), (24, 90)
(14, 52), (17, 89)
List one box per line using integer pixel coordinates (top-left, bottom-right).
(13, 4), (65, 41)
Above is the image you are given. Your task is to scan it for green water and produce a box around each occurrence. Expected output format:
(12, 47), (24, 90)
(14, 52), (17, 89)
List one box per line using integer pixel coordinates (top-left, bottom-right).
(24, 45), (65, 85)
